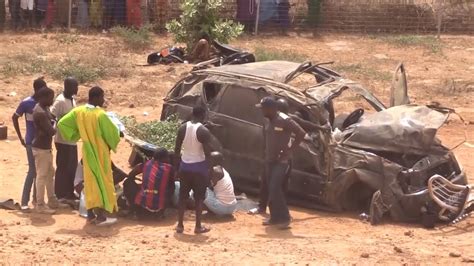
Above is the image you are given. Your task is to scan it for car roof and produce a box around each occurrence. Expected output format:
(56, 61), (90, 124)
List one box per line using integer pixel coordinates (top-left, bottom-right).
(201, 61), (302, 83)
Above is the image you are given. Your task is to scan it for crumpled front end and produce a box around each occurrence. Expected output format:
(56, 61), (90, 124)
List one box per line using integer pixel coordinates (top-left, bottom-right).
(325, 104), (468, 224)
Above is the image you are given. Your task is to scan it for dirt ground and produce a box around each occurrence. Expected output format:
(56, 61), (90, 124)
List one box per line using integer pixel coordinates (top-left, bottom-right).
(0, 32), (473, 264)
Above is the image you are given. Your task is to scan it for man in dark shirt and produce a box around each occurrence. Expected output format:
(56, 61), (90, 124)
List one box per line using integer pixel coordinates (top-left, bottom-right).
(257, 96), (305, 229)
(32, 87), (66, 214)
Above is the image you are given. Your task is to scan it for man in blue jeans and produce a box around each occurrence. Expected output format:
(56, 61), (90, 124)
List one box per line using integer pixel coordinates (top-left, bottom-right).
(256, 96), (305, 229)
(12, 77), (47, 211)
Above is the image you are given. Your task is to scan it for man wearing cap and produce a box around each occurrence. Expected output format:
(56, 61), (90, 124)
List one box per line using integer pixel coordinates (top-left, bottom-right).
(257, 96), (305, 229)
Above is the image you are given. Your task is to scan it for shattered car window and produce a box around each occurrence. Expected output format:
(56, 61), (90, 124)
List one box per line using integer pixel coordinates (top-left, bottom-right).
(219, 85), (264, 125)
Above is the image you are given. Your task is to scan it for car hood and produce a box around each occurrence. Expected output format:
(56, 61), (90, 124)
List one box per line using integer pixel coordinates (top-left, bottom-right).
(340, 105), (449, 155)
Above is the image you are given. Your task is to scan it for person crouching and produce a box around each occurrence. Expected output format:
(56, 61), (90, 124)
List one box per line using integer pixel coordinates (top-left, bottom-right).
(204, 152), (237, 216)
(124, 148), (175, 219)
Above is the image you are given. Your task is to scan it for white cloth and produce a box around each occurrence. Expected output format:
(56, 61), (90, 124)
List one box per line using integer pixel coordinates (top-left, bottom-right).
(51, 93), (76, 145)
(21, 0), (34, 10)
(213, 169), (237, 205)
(181, 121), (206, 163)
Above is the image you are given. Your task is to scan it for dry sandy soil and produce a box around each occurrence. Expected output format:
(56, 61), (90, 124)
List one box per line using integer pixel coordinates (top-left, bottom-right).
(0, 32), (473, 264)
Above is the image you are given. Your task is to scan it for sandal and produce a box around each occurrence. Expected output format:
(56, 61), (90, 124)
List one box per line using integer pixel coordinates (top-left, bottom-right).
(194, 226), (211, 234)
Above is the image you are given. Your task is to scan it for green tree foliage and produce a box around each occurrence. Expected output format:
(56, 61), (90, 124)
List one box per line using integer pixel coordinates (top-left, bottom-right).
(166, 0), (244, 50)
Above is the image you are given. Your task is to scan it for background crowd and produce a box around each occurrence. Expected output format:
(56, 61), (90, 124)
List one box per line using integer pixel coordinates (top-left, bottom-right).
(0, 0), (170, 31)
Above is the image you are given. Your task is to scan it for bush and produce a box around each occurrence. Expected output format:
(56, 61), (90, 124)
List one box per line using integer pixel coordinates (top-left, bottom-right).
(254, 47), (307, 62)
(166, 0), (243, 50)
(121, 115), (181, 151)
(0, 53), (114, 83)
(375, 35), (443, 54)
(49, 58), (108, 84)
(110, 25), (154, 50)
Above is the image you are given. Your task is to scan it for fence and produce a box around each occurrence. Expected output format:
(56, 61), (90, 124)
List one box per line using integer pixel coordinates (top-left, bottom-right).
(0, 0), (473, 34)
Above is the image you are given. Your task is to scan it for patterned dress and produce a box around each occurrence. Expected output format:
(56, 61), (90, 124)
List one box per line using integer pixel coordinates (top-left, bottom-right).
(58, 105), (120, 213)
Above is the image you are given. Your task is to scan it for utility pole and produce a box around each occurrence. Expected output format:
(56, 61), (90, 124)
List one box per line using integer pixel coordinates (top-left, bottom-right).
(254, 0), (260, 35)
(68, 0), (72, 31)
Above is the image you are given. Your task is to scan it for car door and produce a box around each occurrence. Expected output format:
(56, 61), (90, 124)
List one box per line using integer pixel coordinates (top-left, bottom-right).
(390, 63), (409, 107)
(207, 84), (267, 192)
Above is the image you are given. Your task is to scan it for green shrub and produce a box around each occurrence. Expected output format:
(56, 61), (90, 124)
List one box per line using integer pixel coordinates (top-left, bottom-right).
(166, 0), (243, 50)
(49, 58), (108, 84)
(121, 115), (181, 151)
(110, 25), (154, 50)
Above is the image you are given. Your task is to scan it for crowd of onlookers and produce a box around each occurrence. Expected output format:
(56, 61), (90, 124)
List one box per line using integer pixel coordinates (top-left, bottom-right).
(0, 0), (293, 32)
(0, 0), (169, 31)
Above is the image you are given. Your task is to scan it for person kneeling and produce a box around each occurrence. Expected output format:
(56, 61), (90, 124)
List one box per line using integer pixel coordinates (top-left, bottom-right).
(124, 148), (175, 219)
(204, 152), (237, 216)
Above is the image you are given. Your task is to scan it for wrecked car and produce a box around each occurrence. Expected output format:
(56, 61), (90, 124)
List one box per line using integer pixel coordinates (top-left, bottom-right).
(136, 60), (468, 224)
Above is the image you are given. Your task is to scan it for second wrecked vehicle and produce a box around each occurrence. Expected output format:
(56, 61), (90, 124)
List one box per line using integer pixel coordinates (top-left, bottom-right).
(140, 60), (468, 224)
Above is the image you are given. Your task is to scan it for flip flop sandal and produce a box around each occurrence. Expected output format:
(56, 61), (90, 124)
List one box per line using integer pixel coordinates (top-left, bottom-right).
(96, 217), (118, 227)
(194, 226), (211, 234)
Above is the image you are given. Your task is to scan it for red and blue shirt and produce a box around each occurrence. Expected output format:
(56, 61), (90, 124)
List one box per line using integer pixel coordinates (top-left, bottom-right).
(134, 160), (173, 212)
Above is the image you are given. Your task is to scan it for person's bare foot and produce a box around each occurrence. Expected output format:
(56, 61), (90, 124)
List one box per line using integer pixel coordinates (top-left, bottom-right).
(175, 225), (184, 234)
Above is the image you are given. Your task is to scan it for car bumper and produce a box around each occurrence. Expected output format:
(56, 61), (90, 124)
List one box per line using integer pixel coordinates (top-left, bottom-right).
(394, 170), (467, 222)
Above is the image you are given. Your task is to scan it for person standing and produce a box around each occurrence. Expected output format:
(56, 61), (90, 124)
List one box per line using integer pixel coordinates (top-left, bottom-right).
(174, 106), (213, 234)
(35, 0), (48, 28)
(9, 0), (21, 30)
(76, 0), (90, 28)
(51, 77), (78, 203)
(12, 78), (47, 211)
(126, 0), (141, 28)
(277, 0), (290, 35)
(102, 0), (115, 30)
(58, 86), (120, 226)
(20, 0), (34, 29)
(114, 0), (126, 26)
(55, 0), (70, 27)
(0, 0), (5, 31)
(257, 96), (305, 229)
(89, 0), (103, 28)
(32, 87), (68, 214)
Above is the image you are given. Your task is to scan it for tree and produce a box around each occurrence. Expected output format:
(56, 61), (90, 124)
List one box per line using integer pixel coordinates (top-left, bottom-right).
(427, 0), (472, 38)
(166, 0), (244, 51)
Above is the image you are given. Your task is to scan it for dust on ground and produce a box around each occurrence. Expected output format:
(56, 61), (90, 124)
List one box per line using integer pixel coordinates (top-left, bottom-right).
(0, 32), (473, 264)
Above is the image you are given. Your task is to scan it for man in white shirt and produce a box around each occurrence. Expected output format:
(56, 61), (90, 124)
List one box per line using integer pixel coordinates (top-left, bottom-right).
(204, 152), (237, 216)
(51, 77), (78, 202)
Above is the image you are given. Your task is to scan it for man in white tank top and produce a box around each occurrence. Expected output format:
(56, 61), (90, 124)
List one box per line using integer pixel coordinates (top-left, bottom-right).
(174, 106), (213, 234)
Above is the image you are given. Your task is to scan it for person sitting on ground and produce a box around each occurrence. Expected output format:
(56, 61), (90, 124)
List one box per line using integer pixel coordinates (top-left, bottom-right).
(124, 148), (175, 220)
(189, 33), (219, 63)
(204, 151), (237, 216)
